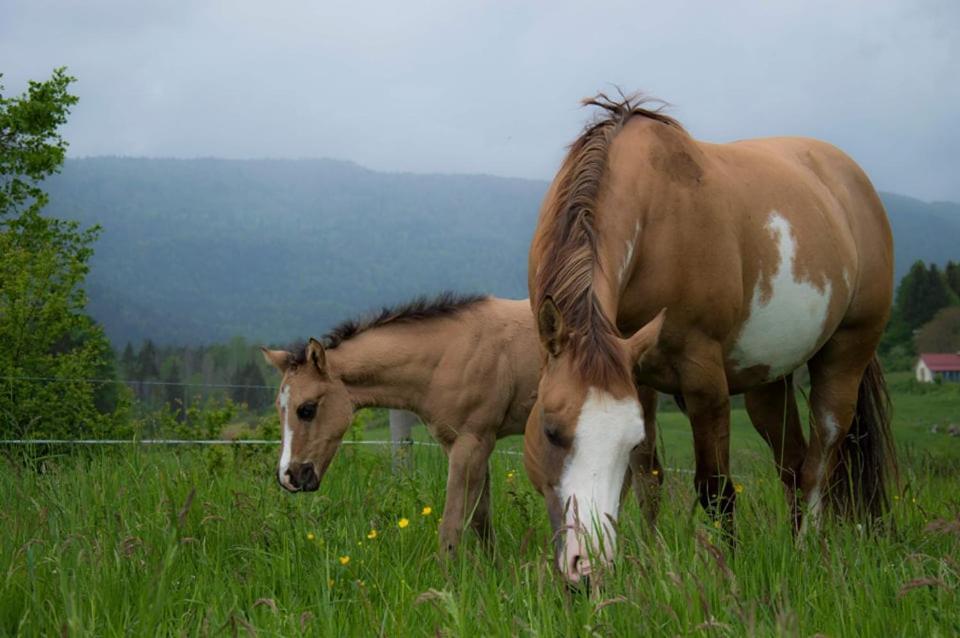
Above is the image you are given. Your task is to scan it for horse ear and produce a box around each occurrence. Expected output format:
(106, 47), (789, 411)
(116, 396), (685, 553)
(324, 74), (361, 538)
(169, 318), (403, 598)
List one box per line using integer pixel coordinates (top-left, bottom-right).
(306, 337), (327, 375)
(261, 347), (291, 372)
(624, 308), (666, 364)
(537, 297), (568, 357)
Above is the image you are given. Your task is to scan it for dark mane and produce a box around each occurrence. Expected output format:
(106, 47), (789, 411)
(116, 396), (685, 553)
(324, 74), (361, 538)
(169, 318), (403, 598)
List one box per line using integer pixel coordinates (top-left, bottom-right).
(534, 91), (682, 386)
(319, 291), (489, 351)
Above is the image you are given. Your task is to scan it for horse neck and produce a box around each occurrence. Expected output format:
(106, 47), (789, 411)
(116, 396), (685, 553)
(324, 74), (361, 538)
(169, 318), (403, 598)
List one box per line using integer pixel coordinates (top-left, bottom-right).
(326, 323), (447, 417)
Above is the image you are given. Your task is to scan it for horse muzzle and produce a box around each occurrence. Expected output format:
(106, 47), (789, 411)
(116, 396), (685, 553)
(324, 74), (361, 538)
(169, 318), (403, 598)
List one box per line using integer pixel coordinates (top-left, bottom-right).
(280, 462), (320, 492)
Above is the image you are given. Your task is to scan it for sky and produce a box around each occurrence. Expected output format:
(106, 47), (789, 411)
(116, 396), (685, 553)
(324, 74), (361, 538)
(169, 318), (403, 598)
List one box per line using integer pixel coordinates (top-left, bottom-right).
(2, 0), (959, 201)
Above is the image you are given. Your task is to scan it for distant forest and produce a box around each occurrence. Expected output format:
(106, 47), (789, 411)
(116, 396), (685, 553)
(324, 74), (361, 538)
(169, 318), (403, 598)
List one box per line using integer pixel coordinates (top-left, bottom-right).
(43, 158), (960, 347)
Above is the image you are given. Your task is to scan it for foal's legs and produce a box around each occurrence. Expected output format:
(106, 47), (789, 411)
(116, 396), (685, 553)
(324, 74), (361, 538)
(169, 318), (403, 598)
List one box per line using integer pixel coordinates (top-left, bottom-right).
(680, 346), (736, 536)
(800, 329), (874, 532)
(469, 463), (494, 544)
(439, 432), (495, 554)
(627, 385), (664, 529)
(744, 375), (807, 531)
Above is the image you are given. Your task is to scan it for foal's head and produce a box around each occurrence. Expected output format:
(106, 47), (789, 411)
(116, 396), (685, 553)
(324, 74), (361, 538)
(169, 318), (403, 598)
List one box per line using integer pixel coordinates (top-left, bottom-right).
(524, 298), (664, 585)
(261, 339), (353, 493)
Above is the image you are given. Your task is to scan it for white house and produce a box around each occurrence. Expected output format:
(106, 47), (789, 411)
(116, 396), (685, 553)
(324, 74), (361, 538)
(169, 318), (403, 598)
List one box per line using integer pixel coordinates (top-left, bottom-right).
(916, 353), (960, 383)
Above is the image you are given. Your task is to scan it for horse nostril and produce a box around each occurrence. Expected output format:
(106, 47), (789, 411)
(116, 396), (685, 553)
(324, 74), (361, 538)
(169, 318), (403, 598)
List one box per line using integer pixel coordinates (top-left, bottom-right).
(298, 463), (320, 492)
(571, 554), (585, 574)
(284, 466), (300, 490)
(566, 556), (593, 594)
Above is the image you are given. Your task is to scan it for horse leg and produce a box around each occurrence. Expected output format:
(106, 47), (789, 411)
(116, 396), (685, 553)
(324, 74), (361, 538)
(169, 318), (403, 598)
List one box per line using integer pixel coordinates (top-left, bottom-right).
(438, 432), (495, 555)
(744, 375), (807, 531)
(680, 350), (736, 539)
(800, 328), (882, 532)
(469, 463), (495, 547)
(628, 385), (663, 530)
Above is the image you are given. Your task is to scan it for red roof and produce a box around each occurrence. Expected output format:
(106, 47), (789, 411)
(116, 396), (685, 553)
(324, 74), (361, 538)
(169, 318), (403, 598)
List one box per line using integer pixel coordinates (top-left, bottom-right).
(919, 353), (960, 372)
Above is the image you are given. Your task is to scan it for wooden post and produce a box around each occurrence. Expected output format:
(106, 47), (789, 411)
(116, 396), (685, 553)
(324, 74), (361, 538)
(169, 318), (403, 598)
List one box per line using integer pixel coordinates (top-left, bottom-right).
(389, 409), (417, 472)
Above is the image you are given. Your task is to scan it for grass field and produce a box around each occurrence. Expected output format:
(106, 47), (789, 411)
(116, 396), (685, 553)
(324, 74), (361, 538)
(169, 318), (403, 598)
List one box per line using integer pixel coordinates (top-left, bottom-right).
(2, 378), (958, 636)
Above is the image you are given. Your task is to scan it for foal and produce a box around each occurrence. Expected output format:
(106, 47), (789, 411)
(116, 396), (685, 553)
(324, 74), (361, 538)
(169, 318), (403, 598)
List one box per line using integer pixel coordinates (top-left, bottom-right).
(262, 293), (541, 554)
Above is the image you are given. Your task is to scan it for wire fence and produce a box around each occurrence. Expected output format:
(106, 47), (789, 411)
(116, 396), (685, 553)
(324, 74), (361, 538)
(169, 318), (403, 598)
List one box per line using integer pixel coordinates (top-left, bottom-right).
(0, 375), (275, 390)
(0, 438), (702, 473)
(0, 375), (694, 472)
(0, 437), (531, 457)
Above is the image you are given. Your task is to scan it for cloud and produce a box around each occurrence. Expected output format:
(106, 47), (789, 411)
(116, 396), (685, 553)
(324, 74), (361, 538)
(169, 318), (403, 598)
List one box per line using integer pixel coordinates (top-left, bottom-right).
(2, 0), (958, 200)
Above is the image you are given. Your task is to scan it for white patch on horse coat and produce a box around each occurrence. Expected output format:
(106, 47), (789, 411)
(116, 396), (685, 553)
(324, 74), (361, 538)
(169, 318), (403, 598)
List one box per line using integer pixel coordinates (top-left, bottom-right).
(278, 384), (295, 489)
(801, 412), (841, 534)
(618, 220), (641, 287)
(557, 388), (645, 579)
(732, 213), (832, 380)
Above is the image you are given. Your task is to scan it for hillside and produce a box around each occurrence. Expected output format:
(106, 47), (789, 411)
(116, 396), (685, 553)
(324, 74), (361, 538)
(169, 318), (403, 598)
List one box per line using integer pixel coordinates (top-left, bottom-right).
(43, 158), (960, 345)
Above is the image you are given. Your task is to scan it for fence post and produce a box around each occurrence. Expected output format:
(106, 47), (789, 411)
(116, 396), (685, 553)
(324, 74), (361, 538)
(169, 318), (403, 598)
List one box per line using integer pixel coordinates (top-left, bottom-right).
(388, 409), (417, 472)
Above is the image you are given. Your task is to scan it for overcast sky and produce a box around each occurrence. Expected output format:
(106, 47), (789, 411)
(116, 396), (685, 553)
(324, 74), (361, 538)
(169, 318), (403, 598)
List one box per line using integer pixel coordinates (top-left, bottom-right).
(2, 0), (958, 201)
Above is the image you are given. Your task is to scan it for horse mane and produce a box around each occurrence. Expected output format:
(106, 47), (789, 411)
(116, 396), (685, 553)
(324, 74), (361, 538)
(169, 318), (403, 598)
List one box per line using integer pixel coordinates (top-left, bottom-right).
(534, 91), (682, 386)
(318, 291), (489, 352)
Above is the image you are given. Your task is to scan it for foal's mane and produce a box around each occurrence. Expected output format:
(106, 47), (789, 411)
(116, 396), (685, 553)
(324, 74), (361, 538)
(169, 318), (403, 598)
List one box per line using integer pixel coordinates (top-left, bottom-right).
(319, 291), (489, 351)
(534, 91), (682, 386)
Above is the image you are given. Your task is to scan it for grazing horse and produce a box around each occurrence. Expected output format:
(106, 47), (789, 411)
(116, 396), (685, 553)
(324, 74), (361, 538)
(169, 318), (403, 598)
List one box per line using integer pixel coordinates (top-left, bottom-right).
(261, 293), (541, 554)
(524, 94), (896, 585)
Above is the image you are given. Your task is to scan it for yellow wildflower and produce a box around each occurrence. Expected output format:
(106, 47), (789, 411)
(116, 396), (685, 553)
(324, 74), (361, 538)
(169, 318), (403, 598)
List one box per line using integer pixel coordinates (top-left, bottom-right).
(367, 529), (378, 540)
(339, 555), (350, 566)
(306, 532), (316, 541)
(398, 518), (410, 529)
(421, 506), (433, 516)
(734, 484), (744, 494)
(651, 469), (659, 476)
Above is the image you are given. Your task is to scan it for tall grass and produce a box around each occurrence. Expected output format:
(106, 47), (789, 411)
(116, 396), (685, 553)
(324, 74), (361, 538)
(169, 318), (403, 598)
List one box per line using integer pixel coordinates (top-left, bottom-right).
(2, 393), (959, 636)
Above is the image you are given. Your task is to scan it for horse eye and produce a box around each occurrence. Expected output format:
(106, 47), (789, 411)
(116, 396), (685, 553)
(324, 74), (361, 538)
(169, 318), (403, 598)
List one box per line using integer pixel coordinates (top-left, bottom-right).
(544, 424), (565, 447)
(296, 402), (317, 421)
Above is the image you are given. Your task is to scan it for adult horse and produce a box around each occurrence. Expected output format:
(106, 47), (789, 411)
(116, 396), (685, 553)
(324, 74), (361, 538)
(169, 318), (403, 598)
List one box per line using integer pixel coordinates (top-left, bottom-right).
(261, 293), (543, 554)
(524, 94), (895, 584)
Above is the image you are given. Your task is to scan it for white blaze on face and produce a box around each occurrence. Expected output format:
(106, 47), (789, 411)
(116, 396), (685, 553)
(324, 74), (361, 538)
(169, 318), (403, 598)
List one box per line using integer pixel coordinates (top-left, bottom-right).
(278, 384), (296, 490)
(733, 212), (832, 380)
(557, 387), (645, 582)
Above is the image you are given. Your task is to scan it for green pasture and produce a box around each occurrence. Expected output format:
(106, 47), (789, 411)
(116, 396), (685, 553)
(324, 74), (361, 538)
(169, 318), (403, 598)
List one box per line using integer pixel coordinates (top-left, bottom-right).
(1, 380), (958, 636)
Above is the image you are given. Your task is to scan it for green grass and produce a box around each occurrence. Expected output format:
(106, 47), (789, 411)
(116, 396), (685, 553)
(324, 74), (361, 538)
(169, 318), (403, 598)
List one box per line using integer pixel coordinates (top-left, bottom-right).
(2, 385), (959, 636)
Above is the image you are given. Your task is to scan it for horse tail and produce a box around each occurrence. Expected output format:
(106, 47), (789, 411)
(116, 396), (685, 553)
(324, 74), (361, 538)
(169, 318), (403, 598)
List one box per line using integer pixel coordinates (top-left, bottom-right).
(672, 394), (687, 415)
(829, 355), (898, 520)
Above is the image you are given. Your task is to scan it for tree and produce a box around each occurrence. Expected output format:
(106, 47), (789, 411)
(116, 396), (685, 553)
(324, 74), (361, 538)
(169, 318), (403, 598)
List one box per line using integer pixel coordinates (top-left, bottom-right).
(945, 261), (960, 299)
(915, 307), (960, 354)
(893, 261), (952, 332)
(134, 339), (161, 403)
(0, 68), (125, 438)
(120, 342), (136, 378)
(160, 356), (185, 419)
(230, 360), (268, 410)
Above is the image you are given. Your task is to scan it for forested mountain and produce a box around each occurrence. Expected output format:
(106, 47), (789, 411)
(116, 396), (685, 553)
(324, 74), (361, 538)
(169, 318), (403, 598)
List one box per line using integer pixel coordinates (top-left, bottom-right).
(43, 157), (960, 346)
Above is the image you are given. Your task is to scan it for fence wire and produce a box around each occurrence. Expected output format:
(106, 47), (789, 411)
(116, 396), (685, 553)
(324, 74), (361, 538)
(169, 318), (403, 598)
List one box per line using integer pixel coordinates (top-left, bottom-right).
(0, 438), (701, 472)
(0, 437), (528, 457)
(0, 376), (694, 472)
(0, 376), (274, 390)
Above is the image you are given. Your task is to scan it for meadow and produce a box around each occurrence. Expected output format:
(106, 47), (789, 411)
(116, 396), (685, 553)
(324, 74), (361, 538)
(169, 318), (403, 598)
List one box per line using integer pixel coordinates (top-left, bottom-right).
(2, 375), (958, 636)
